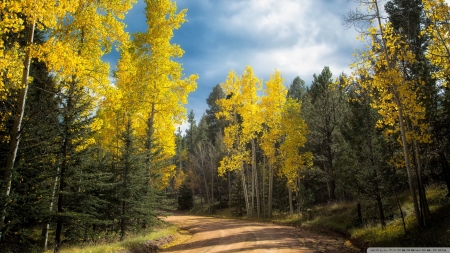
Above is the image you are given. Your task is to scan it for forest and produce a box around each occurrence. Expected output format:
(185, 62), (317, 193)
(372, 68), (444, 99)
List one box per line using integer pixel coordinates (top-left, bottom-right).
(1, 0), (450, 252)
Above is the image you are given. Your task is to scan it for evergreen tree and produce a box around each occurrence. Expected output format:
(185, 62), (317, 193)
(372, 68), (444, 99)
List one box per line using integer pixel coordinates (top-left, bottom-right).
(206, 84), (226, 144)
(303, 67), (347, 201)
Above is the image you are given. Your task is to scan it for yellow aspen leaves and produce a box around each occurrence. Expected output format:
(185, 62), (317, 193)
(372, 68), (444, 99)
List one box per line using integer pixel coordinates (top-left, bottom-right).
(279, 98), (313, 188)
(97, 0), (197, 188)
(260, 70), (287, 168)
(351, 22), (430, 145)
(423, 0), (450, 88)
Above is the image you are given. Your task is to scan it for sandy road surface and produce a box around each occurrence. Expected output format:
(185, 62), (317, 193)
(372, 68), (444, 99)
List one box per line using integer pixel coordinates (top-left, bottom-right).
(162, 214), (358, 253)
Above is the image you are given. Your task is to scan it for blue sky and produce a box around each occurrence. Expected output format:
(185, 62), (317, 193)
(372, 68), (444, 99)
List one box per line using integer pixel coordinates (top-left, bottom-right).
(103, 0), (365, 132)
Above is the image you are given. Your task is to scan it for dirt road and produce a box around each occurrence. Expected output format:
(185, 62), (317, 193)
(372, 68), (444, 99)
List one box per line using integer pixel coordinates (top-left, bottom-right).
(162, 214), (358, 253)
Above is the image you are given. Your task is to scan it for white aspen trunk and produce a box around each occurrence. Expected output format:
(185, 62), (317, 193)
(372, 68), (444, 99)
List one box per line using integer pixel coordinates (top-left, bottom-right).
(41, 167), (60, 250)
(262, 156), (266, 218)
(241, 165), (251, 217)
(397, 104), (421, 226)
(268, 163), (273, 219)
(255, 167), (260, 219)
(288, 185), (294, 216)
(251, 139), (257, 218)
(1, 20), (36, 240)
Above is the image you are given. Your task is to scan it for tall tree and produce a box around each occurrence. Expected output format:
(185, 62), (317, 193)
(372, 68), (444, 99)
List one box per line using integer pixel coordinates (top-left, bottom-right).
(260, 70), (287, 218)
(347, 0), (430, 227)
(206, 84), (226, 144)
(217, 66), (263, 218)
(303, 67), (345, 201)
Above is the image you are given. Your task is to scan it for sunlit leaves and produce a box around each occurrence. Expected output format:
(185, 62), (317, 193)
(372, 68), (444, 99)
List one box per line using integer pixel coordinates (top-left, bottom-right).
(350, 22), (430, 145)
(97, 0), (197, 188)
(423, 0), (450, 88)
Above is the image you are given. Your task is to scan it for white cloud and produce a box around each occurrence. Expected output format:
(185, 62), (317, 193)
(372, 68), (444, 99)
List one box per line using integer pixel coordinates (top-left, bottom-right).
(174, 0), (365, 122)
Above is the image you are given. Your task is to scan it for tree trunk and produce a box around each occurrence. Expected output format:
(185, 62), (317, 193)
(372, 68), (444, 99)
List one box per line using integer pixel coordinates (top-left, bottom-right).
(202, 169), (211, 213)
(288, 186), (294, 216)
(211, 163), (214, 213)
(251, 139), (260, 218)
(412, 139), (430, 226)
(255, 168), (260, 219)
(296, 174), (301, 214)
(376, 191), (386, 228)
(228, 171), (231, 205)
(41, 167), (60, 251)
(397, 104), (422, 227)
(1, 20), (36, 240)
(262, 156), (266, 218)
(268, 163), (273, 219)
(250, 142), (255, 218)
(357, 202), (363, 226)
(241, 166), (251, 217)
(393, 186), (407, 235)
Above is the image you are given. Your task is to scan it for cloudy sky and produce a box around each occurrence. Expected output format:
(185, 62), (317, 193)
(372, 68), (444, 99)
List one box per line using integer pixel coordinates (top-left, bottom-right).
(103, 0), (366, 131)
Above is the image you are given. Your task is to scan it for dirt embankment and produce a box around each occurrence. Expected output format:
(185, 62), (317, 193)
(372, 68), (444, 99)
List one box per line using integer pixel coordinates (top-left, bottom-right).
(161, 214), (360, 253)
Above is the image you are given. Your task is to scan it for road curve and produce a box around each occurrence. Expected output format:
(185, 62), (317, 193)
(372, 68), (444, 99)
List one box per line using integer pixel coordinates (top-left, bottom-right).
(162, 214), (357, 253)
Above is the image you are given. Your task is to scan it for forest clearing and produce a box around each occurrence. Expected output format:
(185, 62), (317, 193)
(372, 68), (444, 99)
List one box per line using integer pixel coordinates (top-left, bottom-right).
(1, 0), (450, 252)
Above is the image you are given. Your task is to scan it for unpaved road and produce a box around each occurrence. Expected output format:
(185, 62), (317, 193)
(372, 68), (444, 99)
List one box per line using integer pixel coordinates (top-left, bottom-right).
(162, 214), (358, 253)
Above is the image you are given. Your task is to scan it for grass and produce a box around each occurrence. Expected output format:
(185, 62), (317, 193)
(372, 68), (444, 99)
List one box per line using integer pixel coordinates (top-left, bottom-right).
(349, 184), (450, 249)
(47, 225), (179, 253)
(270, 183), (450, 250)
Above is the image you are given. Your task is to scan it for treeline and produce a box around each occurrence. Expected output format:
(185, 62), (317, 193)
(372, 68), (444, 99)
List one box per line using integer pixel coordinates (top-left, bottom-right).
(0, 0), (196, 252)
(175, 0), (450, 232)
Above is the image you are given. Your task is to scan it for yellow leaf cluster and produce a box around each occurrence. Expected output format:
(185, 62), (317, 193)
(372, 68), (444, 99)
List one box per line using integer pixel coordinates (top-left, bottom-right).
(350, 22), (430, 145)
(423, 0), (450, 87)
(279, 98), (312, 188)
(96, 0), (197, 188)
(217, 66), (262, 175)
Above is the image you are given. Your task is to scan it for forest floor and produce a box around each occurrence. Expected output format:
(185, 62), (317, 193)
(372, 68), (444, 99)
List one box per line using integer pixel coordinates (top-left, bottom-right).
(159, 214), (360, 253)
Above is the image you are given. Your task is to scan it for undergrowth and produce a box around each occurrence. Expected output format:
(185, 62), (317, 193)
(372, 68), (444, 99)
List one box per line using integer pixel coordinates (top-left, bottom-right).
(46, 224), (178, 253)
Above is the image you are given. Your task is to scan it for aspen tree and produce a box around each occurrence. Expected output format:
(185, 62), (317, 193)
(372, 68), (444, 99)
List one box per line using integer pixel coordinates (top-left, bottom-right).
(279, 98), (313, 216)
(217, 66), (262, 217)
(348, 0), (430, 227)
(260, 70), (287, 218)
(423, 0), (450, 88)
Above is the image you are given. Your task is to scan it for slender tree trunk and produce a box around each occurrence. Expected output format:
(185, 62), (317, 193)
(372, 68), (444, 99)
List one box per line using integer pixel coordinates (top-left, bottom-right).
(412, 140), (430, 225)
(255, 167), (260, 219)
(397, 104), (421, 227)
(296, 174), (301, 214)
(41, 167), (60, 251)
(268, 163), (273, 218)
(251, 139), (260, 218)
(202, 168), (210, 213)
(241, 166), (250, 217)
(251, 149), (255, 217)
(228, 171), (231, 205)
(1, 20), (36, 240)
(376, 190), (386, 228)
(262, 156), (266, 218)
(357, 202), (363, 226)
(393, 186), (407, 235)
(211, 163), (214, 213)
(288, 186), (294, 216)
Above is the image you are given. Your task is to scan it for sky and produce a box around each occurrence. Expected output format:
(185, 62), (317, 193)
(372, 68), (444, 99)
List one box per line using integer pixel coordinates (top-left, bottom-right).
(103, 0), (366, 132)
